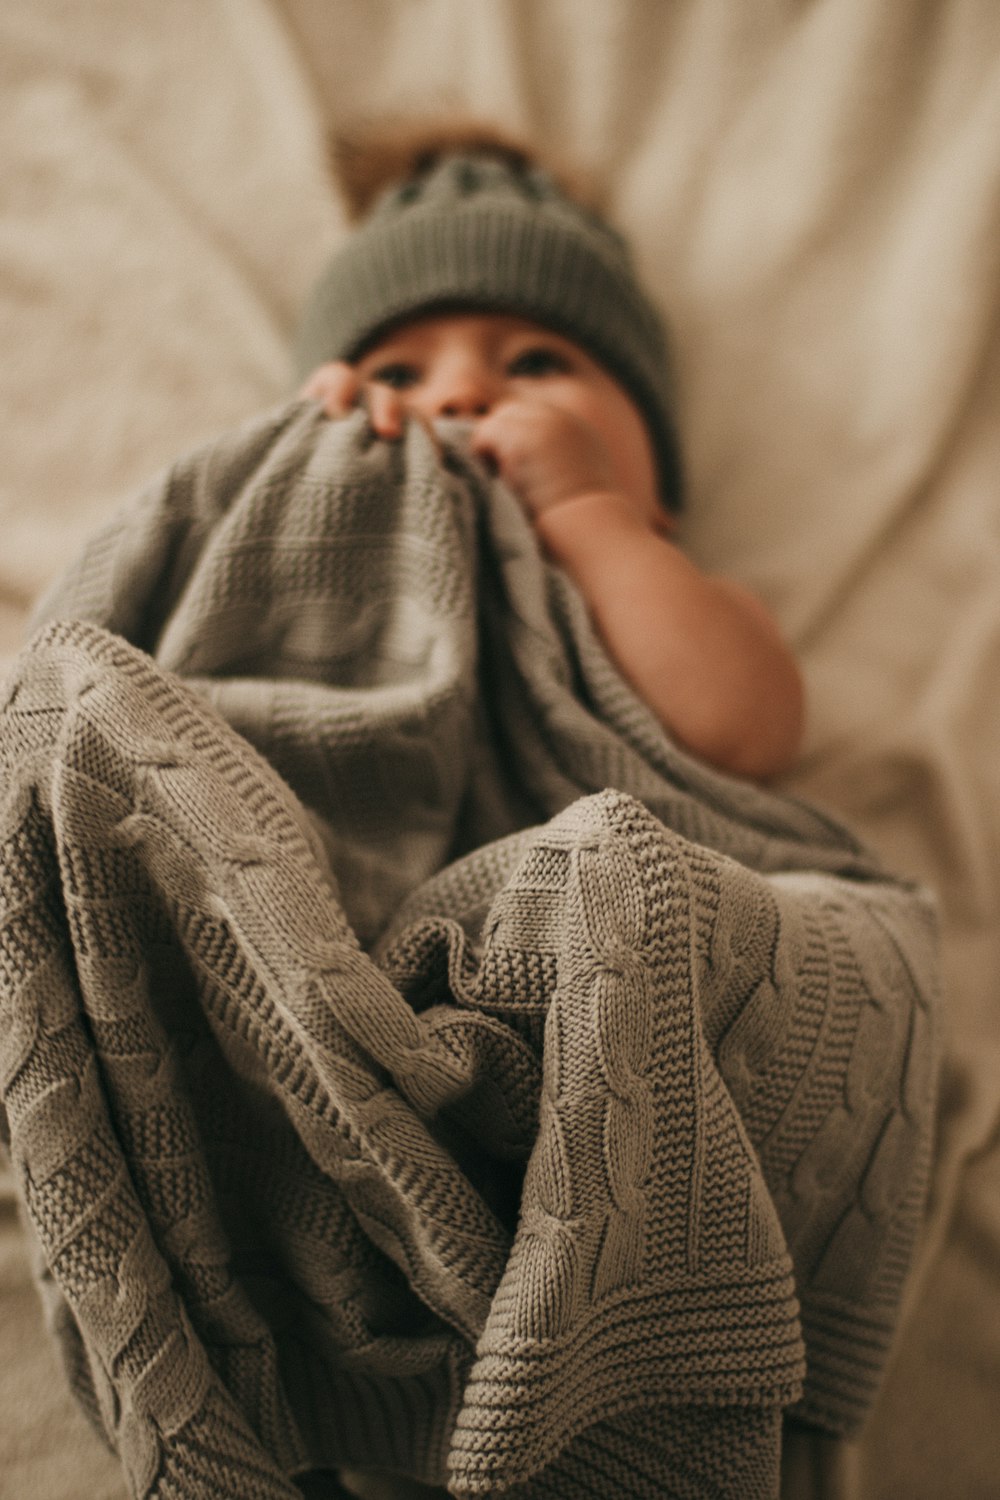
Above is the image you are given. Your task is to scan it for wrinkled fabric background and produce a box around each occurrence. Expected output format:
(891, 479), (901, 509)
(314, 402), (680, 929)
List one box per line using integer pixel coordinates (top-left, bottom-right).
(1, 4), (999, 1497)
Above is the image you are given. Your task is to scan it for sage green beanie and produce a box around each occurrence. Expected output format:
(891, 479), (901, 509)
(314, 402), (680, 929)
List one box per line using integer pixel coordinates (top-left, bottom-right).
(294, 149), (684, 509)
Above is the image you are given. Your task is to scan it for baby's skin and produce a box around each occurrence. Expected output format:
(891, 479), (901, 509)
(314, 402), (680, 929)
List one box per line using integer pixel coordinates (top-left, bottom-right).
(302, 312), (804, 779)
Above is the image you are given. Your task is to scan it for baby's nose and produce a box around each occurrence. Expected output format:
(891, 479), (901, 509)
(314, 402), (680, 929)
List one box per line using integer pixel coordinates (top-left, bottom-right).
(439, 393), (490, 416)
(432, 364), (495, 417)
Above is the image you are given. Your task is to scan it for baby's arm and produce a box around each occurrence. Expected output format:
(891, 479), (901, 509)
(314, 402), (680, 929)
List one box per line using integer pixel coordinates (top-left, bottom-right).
(469, 399), (804, 780)
(300, 366), (804, 779)
(532, 494), (804, 779)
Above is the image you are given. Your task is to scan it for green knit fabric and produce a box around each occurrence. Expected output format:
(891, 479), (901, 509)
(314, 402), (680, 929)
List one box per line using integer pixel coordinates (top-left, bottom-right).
(293, 153), (684, 509)
(1, 406), (939, 1498)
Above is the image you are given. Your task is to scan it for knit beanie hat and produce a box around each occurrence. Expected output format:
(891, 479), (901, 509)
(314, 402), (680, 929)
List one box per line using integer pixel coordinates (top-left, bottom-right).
(294, 138), (684, 508)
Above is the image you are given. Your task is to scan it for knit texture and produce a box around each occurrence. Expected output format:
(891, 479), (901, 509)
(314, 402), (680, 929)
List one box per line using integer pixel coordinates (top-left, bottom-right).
(292, 150), (683, 509)
(1, 406), (938, 1497)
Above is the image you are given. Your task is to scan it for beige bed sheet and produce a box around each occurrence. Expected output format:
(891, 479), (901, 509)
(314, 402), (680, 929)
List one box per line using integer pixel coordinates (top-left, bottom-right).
(1, 2), (998, 1497)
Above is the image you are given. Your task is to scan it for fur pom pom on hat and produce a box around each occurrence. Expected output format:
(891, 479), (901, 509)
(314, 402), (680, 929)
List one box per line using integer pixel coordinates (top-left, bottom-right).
(294, 123), (683, 508)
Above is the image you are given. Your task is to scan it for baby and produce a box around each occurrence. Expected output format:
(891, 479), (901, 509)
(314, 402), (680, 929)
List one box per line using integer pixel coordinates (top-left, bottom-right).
(296, 124), (804, 780)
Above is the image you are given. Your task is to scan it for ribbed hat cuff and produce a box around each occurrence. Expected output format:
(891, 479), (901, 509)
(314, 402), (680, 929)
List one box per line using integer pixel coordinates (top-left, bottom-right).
(295, 208), (682, 508)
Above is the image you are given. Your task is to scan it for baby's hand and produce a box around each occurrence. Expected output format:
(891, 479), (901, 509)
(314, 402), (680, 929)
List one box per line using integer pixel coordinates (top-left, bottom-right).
(299, 362), (410, 439)
(299, 361), (360, 414)
(470, 398), (617, 518)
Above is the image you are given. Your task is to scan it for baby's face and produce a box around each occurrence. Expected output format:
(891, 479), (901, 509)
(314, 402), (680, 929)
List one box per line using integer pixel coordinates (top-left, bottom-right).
(352, 312), (662, 523)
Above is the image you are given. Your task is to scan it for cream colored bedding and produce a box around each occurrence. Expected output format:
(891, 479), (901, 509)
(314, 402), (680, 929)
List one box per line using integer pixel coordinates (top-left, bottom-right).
(1, 3), (998, 1497)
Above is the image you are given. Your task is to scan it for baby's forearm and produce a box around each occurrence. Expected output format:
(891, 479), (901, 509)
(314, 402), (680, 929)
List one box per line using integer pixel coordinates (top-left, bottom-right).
(533, 492), (805, 778)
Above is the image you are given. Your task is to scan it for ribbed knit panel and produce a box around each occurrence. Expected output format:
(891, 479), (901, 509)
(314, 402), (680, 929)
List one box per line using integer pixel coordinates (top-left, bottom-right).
(481, 1405), (783, 1500)
(1, 405), (940, 1498)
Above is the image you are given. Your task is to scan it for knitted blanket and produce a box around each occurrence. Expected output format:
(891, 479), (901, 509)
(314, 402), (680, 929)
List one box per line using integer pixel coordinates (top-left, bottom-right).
(0, 405), (939, 1499)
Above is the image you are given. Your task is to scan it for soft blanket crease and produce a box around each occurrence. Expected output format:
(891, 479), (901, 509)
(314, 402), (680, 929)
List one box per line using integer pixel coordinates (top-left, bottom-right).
(0, 408), (938, 1497)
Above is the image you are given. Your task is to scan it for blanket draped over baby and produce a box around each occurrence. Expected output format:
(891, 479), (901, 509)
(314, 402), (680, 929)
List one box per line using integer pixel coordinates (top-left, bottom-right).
(0, 404), (938, 1499)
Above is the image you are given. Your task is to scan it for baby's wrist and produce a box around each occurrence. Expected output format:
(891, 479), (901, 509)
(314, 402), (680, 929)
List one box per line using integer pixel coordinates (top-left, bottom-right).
(532, 489), (652, 558)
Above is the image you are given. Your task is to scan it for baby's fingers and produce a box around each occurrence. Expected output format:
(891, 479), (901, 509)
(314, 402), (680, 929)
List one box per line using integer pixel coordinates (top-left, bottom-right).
(299, 361), (360, 418)
(469, 409), (514, 471)
(467, 429), (500, 477)
(365, 383), (407, 440)
(299, 364), (406, 440)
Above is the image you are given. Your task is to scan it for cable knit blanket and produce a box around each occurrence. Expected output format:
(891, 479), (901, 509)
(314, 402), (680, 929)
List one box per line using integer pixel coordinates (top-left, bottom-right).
(0, 405), (939, 1499)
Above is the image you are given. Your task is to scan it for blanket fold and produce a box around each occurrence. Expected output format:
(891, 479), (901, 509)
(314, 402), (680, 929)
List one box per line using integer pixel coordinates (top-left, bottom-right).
(0, 407), (938, 1498)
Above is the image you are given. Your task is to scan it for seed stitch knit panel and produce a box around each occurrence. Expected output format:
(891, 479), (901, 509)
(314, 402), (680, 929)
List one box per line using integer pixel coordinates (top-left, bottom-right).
(0, 406), (940, 1497)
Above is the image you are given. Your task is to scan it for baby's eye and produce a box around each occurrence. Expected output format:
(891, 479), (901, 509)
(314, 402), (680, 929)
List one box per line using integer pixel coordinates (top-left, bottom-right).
(507, 346), (571, 378)
(370, 361), (421, 390)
